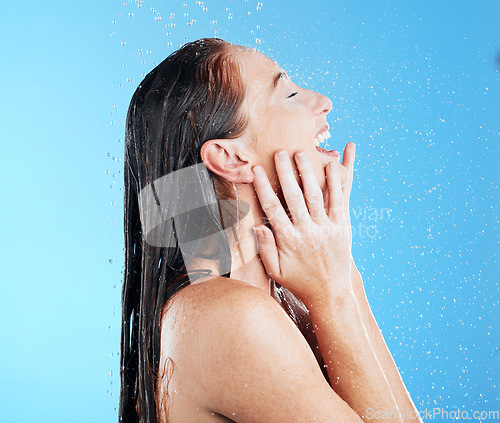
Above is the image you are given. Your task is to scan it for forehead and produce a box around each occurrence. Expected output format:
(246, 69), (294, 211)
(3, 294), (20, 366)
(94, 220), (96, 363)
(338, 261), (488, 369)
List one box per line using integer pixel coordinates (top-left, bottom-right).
(230, 47), (282, 89)
(228, 47), (286, 133)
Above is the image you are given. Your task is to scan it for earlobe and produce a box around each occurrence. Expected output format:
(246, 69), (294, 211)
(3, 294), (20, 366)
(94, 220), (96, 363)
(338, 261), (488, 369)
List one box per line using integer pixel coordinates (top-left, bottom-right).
(200, 139), (254, 184)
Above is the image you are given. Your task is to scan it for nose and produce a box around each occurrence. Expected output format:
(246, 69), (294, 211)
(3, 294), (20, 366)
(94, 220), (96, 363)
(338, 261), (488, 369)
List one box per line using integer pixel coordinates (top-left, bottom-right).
(305, 89), (332, 116)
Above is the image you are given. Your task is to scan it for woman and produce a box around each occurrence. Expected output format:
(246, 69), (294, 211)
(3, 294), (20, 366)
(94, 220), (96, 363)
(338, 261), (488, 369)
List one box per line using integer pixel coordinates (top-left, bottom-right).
(120, 38), (421, 423)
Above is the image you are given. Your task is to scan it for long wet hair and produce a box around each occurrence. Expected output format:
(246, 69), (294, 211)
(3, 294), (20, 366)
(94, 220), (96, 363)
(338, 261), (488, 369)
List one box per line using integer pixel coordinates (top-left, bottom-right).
(119, 38), (248, 423)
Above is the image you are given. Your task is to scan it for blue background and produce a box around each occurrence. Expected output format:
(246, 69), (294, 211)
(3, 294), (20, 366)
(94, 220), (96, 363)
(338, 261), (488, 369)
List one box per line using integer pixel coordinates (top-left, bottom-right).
(0, 0), (498, 421)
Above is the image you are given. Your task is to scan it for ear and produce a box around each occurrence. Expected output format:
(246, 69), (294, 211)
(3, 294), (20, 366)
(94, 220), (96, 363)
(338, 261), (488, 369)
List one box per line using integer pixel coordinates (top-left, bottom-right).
(200, 139), (254, 183)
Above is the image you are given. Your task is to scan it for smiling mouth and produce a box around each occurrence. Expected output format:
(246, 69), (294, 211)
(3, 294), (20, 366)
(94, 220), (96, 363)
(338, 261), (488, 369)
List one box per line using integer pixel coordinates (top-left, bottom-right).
(314, 128), (331, 148)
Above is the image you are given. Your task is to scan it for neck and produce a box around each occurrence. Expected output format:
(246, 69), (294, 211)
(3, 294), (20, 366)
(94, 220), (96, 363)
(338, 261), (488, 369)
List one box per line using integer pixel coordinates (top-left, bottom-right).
(226, 183), (271, 293)
(186, 182), (271, 293)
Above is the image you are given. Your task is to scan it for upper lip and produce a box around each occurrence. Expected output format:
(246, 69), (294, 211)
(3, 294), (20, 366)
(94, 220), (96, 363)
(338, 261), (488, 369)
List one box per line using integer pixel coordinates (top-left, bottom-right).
(314, 124), (329, 138)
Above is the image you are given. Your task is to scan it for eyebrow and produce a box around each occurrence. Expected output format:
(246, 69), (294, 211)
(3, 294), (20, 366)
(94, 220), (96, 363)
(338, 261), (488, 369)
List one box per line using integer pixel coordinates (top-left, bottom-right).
(272, 72), (287, 90)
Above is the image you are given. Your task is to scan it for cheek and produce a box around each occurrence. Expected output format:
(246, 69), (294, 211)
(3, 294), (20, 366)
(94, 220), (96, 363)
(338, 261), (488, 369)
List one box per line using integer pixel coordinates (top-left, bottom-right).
(274, 108), (313, 143)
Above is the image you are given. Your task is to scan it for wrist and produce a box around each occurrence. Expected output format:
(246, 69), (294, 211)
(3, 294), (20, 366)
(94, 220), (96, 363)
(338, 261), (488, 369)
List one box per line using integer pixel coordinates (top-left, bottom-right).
(350, 258), (369, 303)
(306, 287), (360, 324)
(306, 287), (379, 367)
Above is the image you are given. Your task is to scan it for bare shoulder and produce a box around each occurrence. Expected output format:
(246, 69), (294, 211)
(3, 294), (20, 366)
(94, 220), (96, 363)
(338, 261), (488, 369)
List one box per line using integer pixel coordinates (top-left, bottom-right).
(167, 277), (282, 324)
(159, 277), (360, 423)
(166, 276), (274, 314)
(160, 277), (291, 371)
(161, 276), (289, 347)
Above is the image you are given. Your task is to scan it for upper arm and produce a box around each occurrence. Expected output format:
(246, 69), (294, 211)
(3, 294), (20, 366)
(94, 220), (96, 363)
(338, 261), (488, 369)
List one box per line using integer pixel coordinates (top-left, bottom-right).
(179, 280), (363, 423)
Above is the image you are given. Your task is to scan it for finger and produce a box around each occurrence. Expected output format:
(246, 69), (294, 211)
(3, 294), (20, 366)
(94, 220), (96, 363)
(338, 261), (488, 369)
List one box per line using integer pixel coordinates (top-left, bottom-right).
(253, 225), (280, 280)
(341, 142), (356, 200)
(341, 142), (356, 174)
(325, 162), (345, 222)
(274, 151), (310, 224)
(252, 165), (293, 242)
(294, 151), (326, 223)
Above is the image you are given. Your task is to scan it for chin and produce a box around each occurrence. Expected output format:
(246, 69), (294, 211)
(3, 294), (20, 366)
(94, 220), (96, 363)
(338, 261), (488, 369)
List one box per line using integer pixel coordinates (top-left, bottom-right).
(313, 149), (348, 189)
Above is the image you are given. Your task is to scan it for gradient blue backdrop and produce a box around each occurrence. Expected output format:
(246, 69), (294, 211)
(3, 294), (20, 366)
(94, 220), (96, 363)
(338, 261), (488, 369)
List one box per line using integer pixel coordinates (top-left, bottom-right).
(1, 1), (498, 421)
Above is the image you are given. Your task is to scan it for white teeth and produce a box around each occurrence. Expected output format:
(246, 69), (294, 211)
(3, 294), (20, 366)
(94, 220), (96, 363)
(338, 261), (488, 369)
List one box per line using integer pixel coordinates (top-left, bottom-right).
(314, 130), (330, 148)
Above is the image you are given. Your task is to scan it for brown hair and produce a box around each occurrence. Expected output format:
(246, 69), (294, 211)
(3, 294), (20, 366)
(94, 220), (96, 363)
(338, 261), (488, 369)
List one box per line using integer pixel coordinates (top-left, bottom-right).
(120, 38), (247, 422)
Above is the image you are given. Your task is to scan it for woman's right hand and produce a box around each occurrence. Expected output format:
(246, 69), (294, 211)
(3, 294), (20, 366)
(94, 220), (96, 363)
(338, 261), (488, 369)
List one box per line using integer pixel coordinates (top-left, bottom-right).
(252, 144), (356, 305)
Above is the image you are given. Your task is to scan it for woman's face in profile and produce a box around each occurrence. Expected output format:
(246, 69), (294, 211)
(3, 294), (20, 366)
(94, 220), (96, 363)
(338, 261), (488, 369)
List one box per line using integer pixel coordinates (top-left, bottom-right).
(234, 47), (349, 192)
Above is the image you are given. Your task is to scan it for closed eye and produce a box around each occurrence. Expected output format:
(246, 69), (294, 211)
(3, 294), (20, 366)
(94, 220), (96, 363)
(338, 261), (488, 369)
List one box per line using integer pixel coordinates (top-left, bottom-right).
(287, 92), (298, 98)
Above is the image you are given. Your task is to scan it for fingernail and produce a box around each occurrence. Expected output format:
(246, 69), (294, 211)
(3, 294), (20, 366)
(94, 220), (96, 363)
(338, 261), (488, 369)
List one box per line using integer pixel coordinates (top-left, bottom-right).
(253, 166), (263, 177)
(296, 151), (306, 163)
(277, 150), (287, 161)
